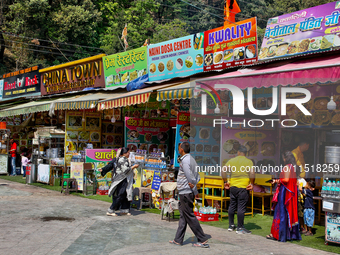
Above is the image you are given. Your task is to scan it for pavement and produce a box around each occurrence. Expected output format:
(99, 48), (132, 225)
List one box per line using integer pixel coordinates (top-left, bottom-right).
(0, 178), (337, 255)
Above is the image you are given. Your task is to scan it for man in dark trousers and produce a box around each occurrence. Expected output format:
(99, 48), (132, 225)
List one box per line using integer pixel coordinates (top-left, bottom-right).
(169, 142), (209, 248)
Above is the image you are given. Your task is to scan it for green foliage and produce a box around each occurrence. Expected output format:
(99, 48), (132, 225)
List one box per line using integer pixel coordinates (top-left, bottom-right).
(152, 19), (189, 44)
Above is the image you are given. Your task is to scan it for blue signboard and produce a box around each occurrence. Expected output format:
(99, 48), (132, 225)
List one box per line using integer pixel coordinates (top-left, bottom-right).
(148, 33), (204, 81)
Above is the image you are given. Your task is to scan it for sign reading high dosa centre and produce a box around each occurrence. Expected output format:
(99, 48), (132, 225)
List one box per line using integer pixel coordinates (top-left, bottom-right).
(40, 54), (105, 95)
(2, 65), (41, 99)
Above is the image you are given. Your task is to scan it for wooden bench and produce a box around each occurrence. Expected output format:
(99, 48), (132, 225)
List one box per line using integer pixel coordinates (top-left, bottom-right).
(61, 178), (78, 195)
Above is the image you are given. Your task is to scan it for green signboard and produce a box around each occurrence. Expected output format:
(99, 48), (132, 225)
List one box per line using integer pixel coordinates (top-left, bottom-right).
(103, 46), (147, 88)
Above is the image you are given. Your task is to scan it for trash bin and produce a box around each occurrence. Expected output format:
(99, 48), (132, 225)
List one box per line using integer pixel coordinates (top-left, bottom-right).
(26, 164), (36, 184)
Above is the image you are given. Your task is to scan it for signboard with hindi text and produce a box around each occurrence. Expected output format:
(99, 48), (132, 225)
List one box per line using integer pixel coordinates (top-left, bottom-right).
(103, 46), (147, 88)
(260, 1), (340, 60)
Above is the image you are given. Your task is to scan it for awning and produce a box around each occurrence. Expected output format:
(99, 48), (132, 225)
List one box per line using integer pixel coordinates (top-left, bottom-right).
(98, 84), (179, 110)
(195, 54), (340, 89)
(0, 99), (53, 118)
(156, 82), (193, 101)
(54, 93), (115, 110)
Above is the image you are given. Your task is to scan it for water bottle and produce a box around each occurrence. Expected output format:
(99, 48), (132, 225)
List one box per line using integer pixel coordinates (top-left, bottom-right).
(336, 181), (340, 199)
(321, 180), (327, 198)
(331, 181), (336, 198)
(326, 180), (332, 197)
(213, 207), (217, 214)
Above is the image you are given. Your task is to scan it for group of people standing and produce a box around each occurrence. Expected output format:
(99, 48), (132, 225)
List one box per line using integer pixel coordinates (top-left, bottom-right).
(100, 140), (315, 248)
(9, 138), (30, 178)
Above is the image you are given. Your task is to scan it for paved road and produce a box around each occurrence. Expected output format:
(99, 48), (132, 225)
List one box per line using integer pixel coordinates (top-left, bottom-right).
(0, 179), (336, 255)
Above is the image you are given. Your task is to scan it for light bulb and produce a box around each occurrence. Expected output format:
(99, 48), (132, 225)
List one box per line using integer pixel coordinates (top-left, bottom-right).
(111, 116), (116, 123)
(214, 104), (220, 114)
(101, 103), (105, 109)
(90, 103), (95, 109)
(327, 96), (336, 110)
(41, 115), (44, 120)
(82, 118), (85, 122)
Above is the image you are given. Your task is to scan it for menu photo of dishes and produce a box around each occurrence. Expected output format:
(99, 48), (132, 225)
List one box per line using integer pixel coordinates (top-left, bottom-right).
(66, 131), (78, 141)
(86, 117), (100, 131)
(90, 132), (100, 142)
(114, 135), (123, 146)
(68, 115), (83, 129)
(78, 131), (90, 141)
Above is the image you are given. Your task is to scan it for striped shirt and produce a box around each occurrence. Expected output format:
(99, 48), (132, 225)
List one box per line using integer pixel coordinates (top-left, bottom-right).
(177, 154), (200, 195)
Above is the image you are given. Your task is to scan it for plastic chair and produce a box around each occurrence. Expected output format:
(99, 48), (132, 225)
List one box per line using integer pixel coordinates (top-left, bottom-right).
(159, 182), (178, 221)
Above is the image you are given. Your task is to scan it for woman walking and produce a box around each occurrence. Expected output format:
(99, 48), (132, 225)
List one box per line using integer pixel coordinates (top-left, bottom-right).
(266, 151), (301, 242)
(100, 147), (139, 216)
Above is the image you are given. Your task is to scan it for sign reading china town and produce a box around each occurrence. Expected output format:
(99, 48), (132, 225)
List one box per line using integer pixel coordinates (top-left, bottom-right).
(40, 54), (105, 95)
(1, 65), (41, 99)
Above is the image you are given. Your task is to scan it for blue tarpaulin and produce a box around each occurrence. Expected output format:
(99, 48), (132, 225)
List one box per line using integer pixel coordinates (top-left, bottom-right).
(126, 74), (149, 92)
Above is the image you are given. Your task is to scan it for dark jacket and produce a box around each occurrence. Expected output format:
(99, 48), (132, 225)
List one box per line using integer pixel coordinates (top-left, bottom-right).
(101, 158), (117, 181)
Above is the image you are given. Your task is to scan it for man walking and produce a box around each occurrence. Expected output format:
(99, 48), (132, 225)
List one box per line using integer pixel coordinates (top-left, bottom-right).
(224, 146), (254, 234)
(169, 142), (209, 248)
(9, 138), (17, 176)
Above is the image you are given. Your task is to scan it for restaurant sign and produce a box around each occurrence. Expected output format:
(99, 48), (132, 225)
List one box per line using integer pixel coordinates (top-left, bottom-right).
(2, 66), (41, 99)
(204, 17), (257, 71)
(85, 149), (118, 162)
(260, 1), (340, 60)
(40, 55), (105, 95)
(103, 46), (147, 88)
(148, 33), (204, 81)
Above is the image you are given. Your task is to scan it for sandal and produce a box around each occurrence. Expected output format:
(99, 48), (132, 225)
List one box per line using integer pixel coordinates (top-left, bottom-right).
(193, 242), (210, 248)
(266, 234), (276, 240)
(169, 240), (181, 246)
(305, 232), (314, 236)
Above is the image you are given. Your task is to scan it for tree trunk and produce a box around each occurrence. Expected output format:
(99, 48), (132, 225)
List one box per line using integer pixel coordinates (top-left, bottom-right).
(0, 32), (5, 64)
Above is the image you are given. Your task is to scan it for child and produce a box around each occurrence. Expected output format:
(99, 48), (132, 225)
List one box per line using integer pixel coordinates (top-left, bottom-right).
(21, 152), (30, 179)
(299, 180), (315, 236)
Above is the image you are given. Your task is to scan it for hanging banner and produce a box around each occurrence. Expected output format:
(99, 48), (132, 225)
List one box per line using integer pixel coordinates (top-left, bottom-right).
(148, 33), (204, 81)
(2, 66), (41, 99)
(125, 117), (170, 155)
(103, 46), (148, 88)
(260, 2), (340, 60)
(204, 17), (257, 71)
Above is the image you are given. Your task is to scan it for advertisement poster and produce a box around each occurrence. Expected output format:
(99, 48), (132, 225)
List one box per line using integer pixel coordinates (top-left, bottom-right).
(174, 112), (220, 169)
(103, 46), (147, 88)
(103, 108), (122, 121)
(282, 84), (340, 128)
(148, 33), (204, 81)
(221, 118), (279, 174)
(326, 212), (340, 244)
(123, 92), (170, 119)
(260, 1), (340, 60)
(65, 111), (102, 166)
(204, 17), (257, 71)
(2, 65), (41, 99)
(70, 162), (84, 191)
(0, 79), (3, 100)
(101, 121), (124, 149)
(125, 117), (170, 155)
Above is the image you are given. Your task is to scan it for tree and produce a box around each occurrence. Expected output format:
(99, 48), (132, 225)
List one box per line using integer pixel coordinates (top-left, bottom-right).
(152, 19), (189, 44)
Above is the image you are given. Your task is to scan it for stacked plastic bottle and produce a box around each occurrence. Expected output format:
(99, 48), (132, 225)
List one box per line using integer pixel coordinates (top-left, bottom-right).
(199, 206), (217, 214)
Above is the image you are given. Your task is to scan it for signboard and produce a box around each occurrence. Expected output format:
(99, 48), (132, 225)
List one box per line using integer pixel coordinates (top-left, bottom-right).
(204, 17), (257, 71)
(174, 112), (220, 170)
(103, 46), (147, 88)
(326, 212), (340, 244)
(260, 1), (340, 60)
(40, 55), (105, 95)
(101, 121), (124, 149)
(125, 117), (170, 155)
(2, 66), (40, 99)
(148, 33), (204, 81)
(0, 80), (3, 100)
(70, 162), (84, 191)
(37, 164), (50, 183)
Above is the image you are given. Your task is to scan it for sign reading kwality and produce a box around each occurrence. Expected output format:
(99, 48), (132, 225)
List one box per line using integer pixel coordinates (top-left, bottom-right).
(204, 17), (257, 71)
(148, 34), (204, 81)
(2, 66), (41, 99)
(103, 47), (147, 88)
(260, 1), (340, 60)
(40, 54), (105, 95)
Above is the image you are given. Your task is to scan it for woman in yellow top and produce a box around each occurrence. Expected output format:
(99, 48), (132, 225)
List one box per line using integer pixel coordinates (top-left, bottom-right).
(291, 141), (309, 178)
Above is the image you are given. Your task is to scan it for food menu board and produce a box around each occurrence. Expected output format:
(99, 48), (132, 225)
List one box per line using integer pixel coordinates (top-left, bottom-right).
(123, 92), (170, 119)
(85, 149), (118, 194)
(70, 162), (84, 191)
(204, 17), (257, 71)
(103, 46), (147, 88)
(101, 121), (124, 149)
(148, 33), (204, 81)
(125, 117), (170, 155)
(260, 2), (340, 60)
(282, 84), (340, 127)
(221, 118), (279, 174)
(103, 108), (122, 121)
(174, 112), (220, 169)
(65, 111), (102, 166)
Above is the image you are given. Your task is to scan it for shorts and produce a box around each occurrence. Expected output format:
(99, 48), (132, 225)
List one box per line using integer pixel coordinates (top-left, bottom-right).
(298, 201), (304, 218)
(304, 208), (315, 227)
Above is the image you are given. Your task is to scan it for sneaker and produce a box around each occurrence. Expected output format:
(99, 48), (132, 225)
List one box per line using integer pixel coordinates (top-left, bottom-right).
(107, 208), (114, 214)
(228, 225), (236, 232)
(106, 212), (117, 217)
(236, 228), (252, 234)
